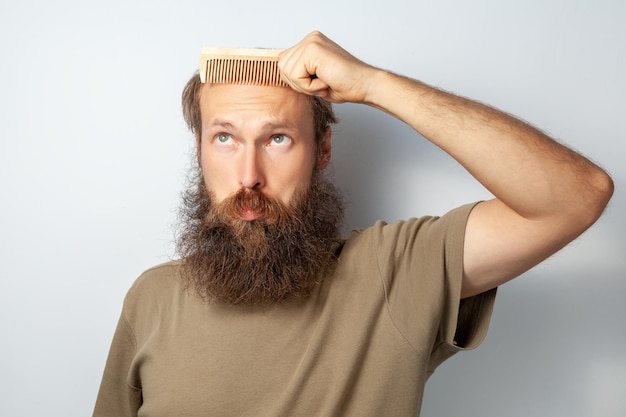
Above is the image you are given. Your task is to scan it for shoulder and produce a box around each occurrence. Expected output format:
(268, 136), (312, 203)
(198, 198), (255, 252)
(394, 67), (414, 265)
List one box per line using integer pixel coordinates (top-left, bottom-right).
(338, 203), (478, 300)
(346, 203), (477, 255)
(128, 260), (182, 295)
(121, 260), (184, 327)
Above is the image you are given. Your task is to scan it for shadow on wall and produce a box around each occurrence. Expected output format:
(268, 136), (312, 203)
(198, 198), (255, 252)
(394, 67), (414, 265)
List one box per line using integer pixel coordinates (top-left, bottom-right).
(330, 102), (491, 235)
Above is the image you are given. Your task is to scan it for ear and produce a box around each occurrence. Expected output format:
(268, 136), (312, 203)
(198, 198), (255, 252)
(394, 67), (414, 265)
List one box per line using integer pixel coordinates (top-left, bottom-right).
(317, 126), (333, 170)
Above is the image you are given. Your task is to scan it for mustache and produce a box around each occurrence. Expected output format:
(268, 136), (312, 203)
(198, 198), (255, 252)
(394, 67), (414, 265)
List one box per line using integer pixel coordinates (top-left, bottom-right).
(210, 188), (295, 225)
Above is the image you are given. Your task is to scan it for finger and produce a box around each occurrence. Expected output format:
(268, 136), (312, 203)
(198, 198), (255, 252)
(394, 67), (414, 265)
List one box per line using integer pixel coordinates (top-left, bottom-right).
(282, 71), (328, 96)
(279, 54), (319, 93)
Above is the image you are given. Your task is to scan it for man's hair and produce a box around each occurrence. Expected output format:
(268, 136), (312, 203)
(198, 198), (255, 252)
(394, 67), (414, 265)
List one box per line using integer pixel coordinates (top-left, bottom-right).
(181, 73), (338, 144)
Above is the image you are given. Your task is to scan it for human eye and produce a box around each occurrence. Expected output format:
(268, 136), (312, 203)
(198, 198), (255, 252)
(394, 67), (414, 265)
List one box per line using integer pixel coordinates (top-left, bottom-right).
(268, 134), (291, 147)
(215, 132), (234, 144)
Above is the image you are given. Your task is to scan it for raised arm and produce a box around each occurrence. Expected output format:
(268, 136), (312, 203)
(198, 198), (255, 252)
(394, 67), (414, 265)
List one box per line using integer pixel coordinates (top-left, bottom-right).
(279, 31), (614, 298)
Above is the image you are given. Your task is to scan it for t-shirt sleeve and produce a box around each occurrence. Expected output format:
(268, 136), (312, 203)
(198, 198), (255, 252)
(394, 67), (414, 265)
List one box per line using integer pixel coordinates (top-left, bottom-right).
(374, 203), (496, 373)
(427, 203), (496, 372)
(93, 305), (142, 416)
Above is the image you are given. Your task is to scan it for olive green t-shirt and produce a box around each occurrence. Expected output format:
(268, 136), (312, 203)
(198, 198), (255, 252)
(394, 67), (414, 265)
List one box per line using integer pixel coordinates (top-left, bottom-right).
(94, 203), (496, 417)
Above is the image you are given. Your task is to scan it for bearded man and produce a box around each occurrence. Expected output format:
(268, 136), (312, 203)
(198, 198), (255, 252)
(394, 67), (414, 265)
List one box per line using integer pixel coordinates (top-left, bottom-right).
(93, 32), (613, 417)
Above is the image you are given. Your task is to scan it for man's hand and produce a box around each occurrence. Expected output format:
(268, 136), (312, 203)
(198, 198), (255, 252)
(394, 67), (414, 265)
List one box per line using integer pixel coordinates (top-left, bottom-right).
(278, 31), (377, 104)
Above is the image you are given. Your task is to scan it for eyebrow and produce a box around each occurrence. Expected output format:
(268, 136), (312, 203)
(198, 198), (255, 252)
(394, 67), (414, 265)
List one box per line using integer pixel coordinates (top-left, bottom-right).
(207, 119), (235, 130)
(207, 118), (300, 132)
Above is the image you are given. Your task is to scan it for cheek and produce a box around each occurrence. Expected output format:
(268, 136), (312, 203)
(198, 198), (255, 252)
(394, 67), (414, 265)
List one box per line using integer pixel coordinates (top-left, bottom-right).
(276, 159), (316, 197)
(199, 156), (233, 199)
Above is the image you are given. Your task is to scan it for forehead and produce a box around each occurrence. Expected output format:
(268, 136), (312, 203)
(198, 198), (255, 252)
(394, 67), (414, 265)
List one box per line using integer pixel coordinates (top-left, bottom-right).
(199, 84), (314, 131)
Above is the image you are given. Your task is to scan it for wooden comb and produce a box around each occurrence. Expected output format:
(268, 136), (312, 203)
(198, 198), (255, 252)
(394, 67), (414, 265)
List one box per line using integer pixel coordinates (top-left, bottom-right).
(199, 47), (287, 86)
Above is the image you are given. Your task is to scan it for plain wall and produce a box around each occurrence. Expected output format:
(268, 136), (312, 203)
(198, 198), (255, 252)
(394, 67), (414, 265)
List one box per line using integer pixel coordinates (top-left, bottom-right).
(1, 1), (624, 415)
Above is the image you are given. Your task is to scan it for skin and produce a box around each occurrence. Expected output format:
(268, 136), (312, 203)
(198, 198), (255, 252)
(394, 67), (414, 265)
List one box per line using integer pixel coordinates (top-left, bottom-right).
(197, 83), (331, 221)
(278, 31), (614, 298)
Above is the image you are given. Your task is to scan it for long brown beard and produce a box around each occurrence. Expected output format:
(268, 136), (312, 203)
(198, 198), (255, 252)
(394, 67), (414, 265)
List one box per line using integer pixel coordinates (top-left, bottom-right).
(176, 169), (344, 306)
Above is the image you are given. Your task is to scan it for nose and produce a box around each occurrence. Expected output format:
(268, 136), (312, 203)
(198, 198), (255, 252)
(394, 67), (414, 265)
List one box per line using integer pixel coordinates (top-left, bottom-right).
(239, 147), (265, 190)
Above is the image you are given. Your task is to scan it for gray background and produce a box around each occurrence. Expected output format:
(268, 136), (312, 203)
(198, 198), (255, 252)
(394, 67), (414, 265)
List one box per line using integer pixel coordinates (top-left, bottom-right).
(1, 0), (624, 416)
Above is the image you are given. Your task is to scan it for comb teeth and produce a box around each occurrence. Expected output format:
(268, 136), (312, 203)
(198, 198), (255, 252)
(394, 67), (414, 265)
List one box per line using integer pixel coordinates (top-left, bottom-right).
(199, 47), (287, 87)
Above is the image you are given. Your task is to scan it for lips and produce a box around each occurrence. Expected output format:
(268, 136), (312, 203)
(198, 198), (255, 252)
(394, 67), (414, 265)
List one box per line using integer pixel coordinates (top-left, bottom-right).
(239, 207), (262, 221)
(225, 189), (278, 223)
